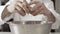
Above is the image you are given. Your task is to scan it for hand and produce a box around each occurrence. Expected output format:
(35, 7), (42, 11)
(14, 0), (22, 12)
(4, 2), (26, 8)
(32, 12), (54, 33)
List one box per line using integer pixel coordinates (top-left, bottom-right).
(15, 0), (29, 16)
(29, 1), (46, 16)
(29, 1), (56, 22)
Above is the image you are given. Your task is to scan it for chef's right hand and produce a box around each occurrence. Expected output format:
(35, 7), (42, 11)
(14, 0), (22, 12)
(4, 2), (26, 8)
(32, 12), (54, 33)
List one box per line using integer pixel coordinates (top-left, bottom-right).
(15, 0), (29, 16)
(8, 0), (29, 16)
(15, 1), (25, 16)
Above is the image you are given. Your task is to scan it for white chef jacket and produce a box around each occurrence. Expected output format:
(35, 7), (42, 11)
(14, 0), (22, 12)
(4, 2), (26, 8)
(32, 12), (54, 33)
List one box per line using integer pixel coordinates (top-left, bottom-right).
(0, 0), (60, 29)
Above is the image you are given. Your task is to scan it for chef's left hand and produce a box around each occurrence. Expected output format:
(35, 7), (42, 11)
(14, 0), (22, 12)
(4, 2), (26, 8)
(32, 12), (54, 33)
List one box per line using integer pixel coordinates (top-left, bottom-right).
(29, 1), (56, 22)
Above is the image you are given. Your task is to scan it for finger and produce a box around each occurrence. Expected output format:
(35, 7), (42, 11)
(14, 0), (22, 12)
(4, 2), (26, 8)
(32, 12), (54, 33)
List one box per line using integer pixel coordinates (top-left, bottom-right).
(23, 0), (27, 3)
(22, 0), (33, 13)
(15, 5), (26, 16)
(22, 4), (30, 13)
(23, 0), (30, 13)
(23, 0), (32, 13)
(17, 1), (23, 3)
(23, 0), (28, 5)
(30, 4), (42, 14)
(29, 1), (40, 5)
(30, 5), (44, 16)
(30, 10), (40, 16)
(17, 1), (30, 13)
(39, 4), (48, 14)
(29, 1), (43, 11)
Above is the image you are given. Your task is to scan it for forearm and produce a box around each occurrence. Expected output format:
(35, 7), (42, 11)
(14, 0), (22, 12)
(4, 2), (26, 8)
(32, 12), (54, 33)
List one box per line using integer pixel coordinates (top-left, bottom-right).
(1, 6), (12, 20)
(44, 11), (56, 23)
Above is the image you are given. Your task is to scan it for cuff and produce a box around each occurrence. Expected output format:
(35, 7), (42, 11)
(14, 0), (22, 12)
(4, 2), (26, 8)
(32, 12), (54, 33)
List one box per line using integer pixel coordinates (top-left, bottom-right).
(7, 5), (15, 13)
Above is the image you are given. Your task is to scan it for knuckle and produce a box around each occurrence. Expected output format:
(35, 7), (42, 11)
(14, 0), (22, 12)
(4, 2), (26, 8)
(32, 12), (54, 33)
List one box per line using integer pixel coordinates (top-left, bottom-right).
(31, 13), (38, 16)
(21, 14), (26, 16)
(18, 11), (26, 16)
(16, 6), (21, 11)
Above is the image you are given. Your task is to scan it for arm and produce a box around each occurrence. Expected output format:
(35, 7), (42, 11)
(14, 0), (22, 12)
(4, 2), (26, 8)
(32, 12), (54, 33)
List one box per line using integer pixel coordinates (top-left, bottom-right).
(43, 9), (56, 23)
(1, 0), (28, 21)
(40, 2), (56, 23)
(29, 0), (56, 23)
(1, 5), (12, 20)
(1, 0), (15, 20)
